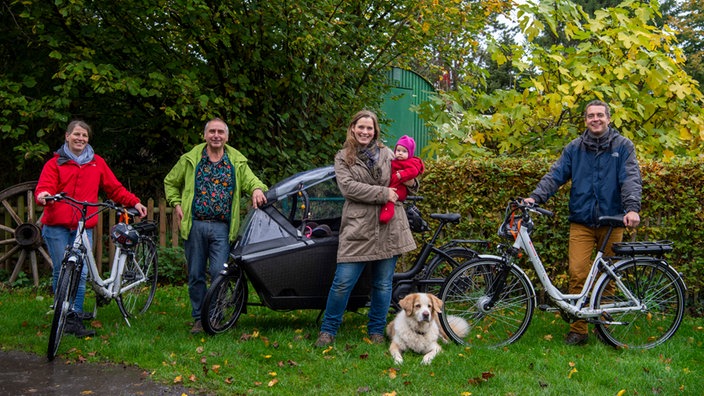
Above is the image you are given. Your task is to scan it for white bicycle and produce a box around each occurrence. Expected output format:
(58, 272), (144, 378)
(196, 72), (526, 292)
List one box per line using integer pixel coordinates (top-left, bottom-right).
(46, 193), (158, 361)
(439, 199), (686, 349)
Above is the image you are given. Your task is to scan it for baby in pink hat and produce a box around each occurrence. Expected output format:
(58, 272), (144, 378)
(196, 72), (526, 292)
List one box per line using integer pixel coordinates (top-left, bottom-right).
(380, 135), (425, 224)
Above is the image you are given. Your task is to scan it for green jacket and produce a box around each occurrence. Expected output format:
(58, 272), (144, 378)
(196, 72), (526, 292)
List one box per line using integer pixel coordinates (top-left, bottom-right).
(164, 143), (268, 242)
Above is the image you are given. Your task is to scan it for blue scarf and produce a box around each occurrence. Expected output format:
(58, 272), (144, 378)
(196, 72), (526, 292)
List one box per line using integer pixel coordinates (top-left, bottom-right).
(57, 143), (95, 165)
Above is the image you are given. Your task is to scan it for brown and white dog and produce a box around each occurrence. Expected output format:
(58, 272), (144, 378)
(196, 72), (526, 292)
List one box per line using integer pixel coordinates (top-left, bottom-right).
(386, 293), (469, 365)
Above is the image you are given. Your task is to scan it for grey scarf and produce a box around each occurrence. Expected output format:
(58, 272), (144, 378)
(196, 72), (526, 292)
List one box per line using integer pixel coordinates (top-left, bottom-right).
(57, 143), (95, 165)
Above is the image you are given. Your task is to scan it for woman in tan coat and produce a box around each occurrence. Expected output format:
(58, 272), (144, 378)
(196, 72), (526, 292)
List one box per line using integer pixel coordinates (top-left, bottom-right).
(315, 110), (417, 347)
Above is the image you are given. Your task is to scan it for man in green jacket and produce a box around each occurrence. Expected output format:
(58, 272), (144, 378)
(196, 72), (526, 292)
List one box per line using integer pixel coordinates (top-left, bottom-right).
(164, 118), (267, 334)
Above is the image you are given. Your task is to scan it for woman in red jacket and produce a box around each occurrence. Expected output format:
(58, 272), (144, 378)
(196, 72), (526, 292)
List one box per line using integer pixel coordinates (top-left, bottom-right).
(35, 120), (147, 337)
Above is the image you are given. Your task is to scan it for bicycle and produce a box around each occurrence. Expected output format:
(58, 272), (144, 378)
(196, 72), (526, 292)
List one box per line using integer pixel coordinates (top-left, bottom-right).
(438, 198), (687, 349)
(200, 196), (485, 335)
(46, 193), (158, 361)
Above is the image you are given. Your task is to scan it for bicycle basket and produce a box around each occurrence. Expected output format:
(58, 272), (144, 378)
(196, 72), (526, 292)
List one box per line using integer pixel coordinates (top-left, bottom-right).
(110, 223), (139, 248)
(405, 203), (429, 233)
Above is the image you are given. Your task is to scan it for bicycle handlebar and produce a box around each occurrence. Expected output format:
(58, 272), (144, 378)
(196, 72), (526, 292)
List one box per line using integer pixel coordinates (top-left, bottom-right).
(45, 193), (137, 216)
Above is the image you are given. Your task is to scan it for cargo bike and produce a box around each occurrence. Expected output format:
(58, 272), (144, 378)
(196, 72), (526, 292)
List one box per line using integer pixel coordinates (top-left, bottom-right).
(199, 166), (484, 335)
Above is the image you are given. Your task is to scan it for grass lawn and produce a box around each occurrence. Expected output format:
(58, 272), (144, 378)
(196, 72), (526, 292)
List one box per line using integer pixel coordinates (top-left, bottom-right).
(1, 284), (702, 395)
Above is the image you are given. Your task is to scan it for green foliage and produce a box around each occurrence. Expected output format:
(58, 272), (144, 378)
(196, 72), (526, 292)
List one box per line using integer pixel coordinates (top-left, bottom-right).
(418, 0), (704, 161)
(156, 246), (187, 285)
(414, 157), (704, 296)
(0, 0), (502, 198)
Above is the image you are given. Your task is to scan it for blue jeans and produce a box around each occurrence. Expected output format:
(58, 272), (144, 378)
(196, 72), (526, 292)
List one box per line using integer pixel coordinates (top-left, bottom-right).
(184, 220), (230, 319)
(320, 256), (398, 337)
(43, 225), (93, 313)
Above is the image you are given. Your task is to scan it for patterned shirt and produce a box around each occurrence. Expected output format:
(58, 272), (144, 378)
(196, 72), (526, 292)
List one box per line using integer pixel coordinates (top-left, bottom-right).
(192, 149), (235, 222)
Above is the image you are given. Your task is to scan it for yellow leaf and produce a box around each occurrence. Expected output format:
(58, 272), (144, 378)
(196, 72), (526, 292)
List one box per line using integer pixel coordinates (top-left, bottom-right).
(269, 371), (277, 377)
(617, 390), (627, 396)
(268, 378), (279, 387)
(211, 364), (221, 374)
(568, 367), (578, 378)
(543, 334), (553, 341)
(322, 346), (333, 354)
(173, 375), (182, 383)
(389, 368), (398, 379)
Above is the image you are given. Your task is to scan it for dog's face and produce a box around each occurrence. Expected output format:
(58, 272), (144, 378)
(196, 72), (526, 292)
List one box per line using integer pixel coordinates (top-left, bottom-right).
(399, 293), (443, 323)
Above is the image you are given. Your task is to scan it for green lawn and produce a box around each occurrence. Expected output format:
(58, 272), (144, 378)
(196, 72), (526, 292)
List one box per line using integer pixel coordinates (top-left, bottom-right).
(1, 284), (702, 395)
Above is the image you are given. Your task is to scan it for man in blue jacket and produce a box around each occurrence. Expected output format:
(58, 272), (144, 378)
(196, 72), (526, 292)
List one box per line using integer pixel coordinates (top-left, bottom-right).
(525, 100), (642, 345)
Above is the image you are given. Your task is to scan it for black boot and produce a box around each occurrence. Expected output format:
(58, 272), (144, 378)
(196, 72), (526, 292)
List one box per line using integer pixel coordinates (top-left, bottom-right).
(65, 313), (96, 338)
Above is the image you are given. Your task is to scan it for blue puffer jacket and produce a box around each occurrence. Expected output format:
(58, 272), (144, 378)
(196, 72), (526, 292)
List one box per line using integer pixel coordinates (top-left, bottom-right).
(529, 127), (642, 227)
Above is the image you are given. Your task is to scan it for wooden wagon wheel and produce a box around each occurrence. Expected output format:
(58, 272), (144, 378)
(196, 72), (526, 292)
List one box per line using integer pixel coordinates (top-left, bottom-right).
(0, 181), (51, 287)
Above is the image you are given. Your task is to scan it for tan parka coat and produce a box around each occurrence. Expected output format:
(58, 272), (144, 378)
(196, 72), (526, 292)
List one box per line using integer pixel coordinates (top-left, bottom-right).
(334, 146), (417, 263)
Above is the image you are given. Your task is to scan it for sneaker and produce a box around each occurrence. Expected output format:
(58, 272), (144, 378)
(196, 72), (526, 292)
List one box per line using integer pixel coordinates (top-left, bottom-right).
(564, 331), (588, 346)
(369, 334), (385, 344)
(190, 320), (204, 334)
(314, 332), (334, 348)
(65, 314), (96, 338)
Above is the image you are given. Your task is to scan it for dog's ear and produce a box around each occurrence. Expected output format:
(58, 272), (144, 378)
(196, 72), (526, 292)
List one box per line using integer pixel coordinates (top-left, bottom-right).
(430, 294), (443, 313)
(399, 294), (415, 316)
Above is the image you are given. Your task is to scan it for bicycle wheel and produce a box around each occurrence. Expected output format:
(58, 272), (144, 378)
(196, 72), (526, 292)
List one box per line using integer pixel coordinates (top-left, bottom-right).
(593, 258), (686, 349)
(116, 238), (158, 318)
(47, 263), (80, 361)
(201, 266), (248, 335)
(420, 248), (478, 296)
(439, 257), (535, 348)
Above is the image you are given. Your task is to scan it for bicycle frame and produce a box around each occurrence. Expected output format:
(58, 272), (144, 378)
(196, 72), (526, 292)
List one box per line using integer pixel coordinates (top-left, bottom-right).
(60, 199), (149, 326)
(508, 210), (642, 320)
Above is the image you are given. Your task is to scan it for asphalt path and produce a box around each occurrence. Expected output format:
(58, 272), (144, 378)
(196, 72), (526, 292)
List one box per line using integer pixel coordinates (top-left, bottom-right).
(0, 349), (193, 395)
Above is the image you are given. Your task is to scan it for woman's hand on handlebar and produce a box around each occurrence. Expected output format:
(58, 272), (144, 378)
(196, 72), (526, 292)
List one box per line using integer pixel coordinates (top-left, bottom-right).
(135, 202), (148, 217)
(36, 191), (51, 205)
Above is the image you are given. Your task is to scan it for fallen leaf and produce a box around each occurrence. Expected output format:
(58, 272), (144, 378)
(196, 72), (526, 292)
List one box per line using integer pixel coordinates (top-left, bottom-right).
(196, 346), (204, 354)
(360, 353), (369, 359)
(80, 391), (94, 395)
(322, 346), (333, 354)
(382, 391), (397, 396)
(543, 334), (553, 341)
(388, 368), (397, 379)
(225, 377), (233, 384)
(269, 371), (277, 377)
(173, 375), (182, 383)
(568, 367), (578, 379)
(616, 390), (626, 396)
(268, 378), (279, 387)
(188, 374), (197, 382)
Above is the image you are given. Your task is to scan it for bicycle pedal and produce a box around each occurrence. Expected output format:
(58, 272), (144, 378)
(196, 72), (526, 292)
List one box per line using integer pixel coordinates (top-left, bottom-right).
(538, 304), (558, 312)
(122, 271), (139, 281)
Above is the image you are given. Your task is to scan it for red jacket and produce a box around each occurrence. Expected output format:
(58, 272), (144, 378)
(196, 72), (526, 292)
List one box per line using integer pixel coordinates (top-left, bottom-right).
(389, 157), (425, 201)
(35, 153), (141, 229)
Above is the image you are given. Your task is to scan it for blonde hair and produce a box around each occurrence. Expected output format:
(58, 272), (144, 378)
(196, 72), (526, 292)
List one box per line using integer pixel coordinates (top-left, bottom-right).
(342, 110), (384, 165)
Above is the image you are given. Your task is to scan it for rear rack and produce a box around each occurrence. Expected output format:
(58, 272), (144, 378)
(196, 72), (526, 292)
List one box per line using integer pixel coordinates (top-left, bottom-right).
(612, 240), (673, 256)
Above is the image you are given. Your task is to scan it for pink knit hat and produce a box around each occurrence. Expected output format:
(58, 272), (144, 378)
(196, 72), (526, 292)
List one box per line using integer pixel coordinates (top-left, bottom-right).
(396, 135), (416, 157)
